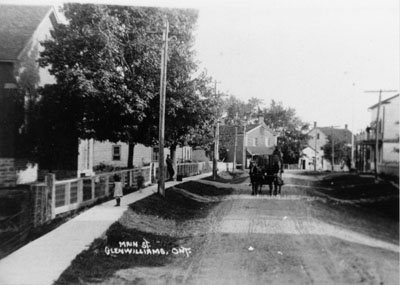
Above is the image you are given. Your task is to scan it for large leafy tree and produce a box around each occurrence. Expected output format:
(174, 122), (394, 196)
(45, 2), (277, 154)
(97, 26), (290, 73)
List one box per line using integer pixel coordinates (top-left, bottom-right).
(136, 70), (221, 165)
(262, 100), (309, 164)
(37, 4), (204, 169)
(322, 138), (351, 169)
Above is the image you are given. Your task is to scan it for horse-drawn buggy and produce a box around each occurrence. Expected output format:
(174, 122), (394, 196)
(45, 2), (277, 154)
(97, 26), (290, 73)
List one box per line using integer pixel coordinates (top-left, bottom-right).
(249, 150), (284, 196)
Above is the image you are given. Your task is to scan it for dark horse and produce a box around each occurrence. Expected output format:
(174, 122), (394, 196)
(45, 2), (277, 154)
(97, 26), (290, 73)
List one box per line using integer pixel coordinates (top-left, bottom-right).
(249, 162), (264, 195)
(249, 153), (284, 196)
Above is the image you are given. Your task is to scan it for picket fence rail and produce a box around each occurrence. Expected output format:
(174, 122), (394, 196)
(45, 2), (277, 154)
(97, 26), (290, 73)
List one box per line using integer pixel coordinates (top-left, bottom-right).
(30, 161), (213, 227)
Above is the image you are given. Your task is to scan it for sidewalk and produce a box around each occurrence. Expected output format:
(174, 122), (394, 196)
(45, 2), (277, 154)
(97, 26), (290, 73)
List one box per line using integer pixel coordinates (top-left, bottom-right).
(0, 173), (211, 285)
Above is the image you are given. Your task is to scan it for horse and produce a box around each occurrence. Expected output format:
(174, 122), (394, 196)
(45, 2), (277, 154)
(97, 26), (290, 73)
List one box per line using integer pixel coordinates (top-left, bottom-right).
(249, 163), (264, 195)
(250, 155), (284, 196)
(265, 156), (283, 196)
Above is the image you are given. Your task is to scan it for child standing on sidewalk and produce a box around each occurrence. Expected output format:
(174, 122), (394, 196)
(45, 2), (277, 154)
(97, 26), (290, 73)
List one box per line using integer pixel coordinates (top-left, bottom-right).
(113, 174), (123, 206)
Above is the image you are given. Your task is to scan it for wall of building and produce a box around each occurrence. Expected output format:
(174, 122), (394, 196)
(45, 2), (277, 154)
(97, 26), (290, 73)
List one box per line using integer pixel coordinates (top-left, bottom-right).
(382, 143), (399, 163)
(382, 97), (399, 141)
(0, 158), (16, 188)
(132, 144), (152, 166)
(378, 162), (399, 178)
(246, 126), (276, 148)
(227, 125), (277, 165)
(92, 140), (130, 168)
(299, 147), (324, 170)
(80, 140), (175, 170)
(307, 128), (328, 151)
(0, 63), (17, 158)
(35, 15), (57, 87)
(0, 9), (57, 186)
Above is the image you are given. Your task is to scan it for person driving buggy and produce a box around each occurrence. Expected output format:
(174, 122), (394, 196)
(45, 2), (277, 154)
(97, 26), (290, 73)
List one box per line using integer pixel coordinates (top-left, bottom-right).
(266, 146), (284, 195)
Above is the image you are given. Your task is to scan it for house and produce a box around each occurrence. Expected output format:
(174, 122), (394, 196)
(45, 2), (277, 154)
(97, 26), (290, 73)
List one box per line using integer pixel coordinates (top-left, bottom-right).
(300, 122), (353, 171)
(0, 5), (59, 187)
(355, 94), (399, 177)
(78, 139), (193, 176)
(299, 146), (323, 170)
(219, 116), (278, 168)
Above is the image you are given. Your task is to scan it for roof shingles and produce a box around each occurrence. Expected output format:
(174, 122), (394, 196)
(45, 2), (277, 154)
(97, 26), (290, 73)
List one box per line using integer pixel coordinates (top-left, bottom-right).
(0, 5), (51, 61)
(319, 127), (353, 144)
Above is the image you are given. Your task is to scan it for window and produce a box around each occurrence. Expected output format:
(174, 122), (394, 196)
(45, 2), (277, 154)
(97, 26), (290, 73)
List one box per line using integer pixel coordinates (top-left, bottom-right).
(254, 138), (258, 146)
(112, 145), (121, 161)
(316, 133), (320, 139)
(152, 147), (159, 161)
(265, 138), (270, 146)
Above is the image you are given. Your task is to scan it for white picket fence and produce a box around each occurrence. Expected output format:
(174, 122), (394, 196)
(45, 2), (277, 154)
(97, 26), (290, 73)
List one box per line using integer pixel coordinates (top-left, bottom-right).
(30, 162), (214, 226)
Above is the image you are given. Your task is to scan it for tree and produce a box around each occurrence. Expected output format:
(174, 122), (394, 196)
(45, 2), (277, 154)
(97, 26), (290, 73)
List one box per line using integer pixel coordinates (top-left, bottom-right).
(263, 100), (309, 164)
(136, 70), (221, 166)
(322, 138), (352, 169)
(38, 4), (202, 170)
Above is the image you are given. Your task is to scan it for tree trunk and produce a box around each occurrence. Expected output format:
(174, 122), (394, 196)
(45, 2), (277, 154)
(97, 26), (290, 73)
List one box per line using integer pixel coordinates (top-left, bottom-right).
(170, 144), (177, 180)
(127, 143), (135, 168)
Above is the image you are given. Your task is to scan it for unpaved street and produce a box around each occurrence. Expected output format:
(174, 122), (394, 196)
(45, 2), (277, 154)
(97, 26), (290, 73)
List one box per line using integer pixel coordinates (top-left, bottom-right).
(88, 173), (399, 285)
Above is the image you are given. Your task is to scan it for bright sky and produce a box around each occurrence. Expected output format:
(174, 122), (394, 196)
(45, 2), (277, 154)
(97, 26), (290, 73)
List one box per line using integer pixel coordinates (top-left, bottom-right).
(2, 0), (399, 133)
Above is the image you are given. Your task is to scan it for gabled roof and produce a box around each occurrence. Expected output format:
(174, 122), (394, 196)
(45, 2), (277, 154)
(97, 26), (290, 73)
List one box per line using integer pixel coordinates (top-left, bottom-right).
(219, 123), (277, 136)
(245, 124), (260, 133)
(246, 146), (274, 156)
(0, 5), (52, 61)
(368, 94), (399, 110)
(318, 127), (353, 144)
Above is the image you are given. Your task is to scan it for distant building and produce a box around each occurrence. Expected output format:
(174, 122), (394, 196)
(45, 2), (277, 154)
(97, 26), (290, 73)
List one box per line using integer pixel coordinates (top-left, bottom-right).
(355, 94), (399, 177)
(78, 139), (193, 176)
(299, 122), (353, 171)
(219, 116), (278, 168)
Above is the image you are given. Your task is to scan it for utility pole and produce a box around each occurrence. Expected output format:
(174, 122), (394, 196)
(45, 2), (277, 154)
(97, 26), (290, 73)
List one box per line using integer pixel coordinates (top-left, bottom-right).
(233, 124), (237, 172)
(233, 113), (238, 172)
(364, 89), (397, 182)
(314, 122), (317, 171)
(242, 110), (255, 171)
(330, 125), (340, 172)
(242, 120), (246, 171)
(331, 126), (334, 171)
(213, 80), (220, 180)
(158, 16), (169, 197)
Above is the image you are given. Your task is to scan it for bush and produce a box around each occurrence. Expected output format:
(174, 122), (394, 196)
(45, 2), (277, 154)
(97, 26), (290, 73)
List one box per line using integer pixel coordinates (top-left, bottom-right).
(93, 163), (124, 173)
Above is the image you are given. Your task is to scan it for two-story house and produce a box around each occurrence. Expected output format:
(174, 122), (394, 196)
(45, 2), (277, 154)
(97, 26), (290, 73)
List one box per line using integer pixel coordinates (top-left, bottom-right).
(355, 94), (399, 177)
(219, 116), (278, 168)
(0, 5), (59, 187)
(300, 122), (353, 171)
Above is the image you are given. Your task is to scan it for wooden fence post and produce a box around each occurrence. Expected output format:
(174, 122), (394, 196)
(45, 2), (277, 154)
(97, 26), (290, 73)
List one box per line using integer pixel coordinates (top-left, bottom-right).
(65, 182), (71, 207)
(105, 176), (109, 196)
(91, 177), (95, 200)
(129, 170), (133, 187)
(77, 179), (83, 204)
(45, 173), (56, 219)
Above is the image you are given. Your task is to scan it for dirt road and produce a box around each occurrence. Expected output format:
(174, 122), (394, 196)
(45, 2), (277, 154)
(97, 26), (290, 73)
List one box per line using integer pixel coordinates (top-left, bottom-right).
(82, 173), (399, 285)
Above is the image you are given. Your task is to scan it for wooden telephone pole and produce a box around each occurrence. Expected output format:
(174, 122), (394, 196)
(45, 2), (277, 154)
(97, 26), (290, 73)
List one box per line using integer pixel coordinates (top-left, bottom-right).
(213, 80), (220, 180)
(158, 16), (169, 197)
(330, 125), (340, 171)
(364, 89), (397, 181)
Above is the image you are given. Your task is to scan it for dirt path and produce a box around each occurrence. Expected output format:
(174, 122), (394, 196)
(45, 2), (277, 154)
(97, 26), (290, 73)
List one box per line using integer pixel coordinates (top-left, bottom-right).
(99, 175), (399, 285)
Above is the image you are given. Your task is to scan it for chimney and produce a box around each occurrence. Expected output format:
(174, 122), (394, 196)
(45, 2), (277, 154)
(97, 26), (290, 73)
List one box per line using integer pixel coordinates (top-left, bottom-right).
(258, 116), (264, 124)
(314, 121), (317, 128)
(345, 124), (348, 130)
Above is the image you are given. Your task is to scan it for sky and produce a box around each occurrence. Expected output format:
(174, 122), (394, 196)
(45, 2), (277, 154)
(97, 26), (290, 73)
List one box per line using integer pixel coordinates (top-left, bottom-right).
(2, 0), (399, 133)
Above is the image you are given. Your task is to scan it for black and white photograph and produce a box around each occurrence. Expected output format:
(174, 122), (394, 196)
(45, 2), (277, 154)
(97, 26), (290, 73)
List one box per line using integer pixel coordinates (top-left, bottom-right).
(0, 0), (398, 284)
